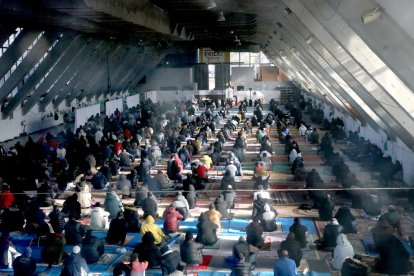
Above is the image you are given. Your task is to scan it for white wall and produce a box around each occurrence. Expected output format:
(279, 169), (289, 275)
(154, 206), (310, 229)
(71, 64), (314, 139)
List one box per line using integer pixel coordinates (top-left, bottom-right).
(306, 93), (414, 184)
(0, 102), (67, 142)
(231, 67), (255, 90)
(105, 99), (123, 116)
(75, 104), (100, 130)
(126, 94), (140, 108)
(140, 68), (194, 91)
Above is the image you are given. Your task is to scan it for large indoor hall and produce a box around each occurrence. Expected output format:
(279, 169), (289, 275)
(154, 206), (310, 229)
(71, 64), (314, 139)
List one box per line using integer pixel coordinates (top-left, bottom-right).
(0, 1), (413, 276)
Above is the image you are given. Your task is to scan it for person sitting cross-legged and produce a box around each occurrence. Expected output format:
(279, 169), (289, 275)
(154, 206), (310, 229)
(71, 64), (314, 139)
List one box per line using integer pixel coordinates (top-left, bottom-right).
(180, 231), (204, 266)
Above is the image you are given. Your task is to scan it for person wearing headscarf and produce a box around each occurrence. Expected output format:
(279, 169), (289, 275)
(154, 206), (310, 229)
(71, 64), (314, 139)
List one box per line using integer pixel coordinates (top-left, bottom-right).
(133, 232), (162, 268)
(81, 230), (105, 264)
(332, 234), (354, 270)
(334, 206), (357, 234)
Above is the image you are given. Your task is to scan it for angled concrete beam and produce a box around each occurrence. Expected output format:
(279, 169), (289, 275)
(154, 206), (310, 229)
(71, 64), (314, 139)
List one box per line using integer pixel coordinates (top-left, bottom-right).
(63, 44), (124, 106)
(0, 27), (15, 48)
(75, 45), (132, 102)
(39, 40), (104, 110)
(21, 36), (89, 115)
(83, 0), (186, 40)
(0, 32), (60, 103)
(1, 33), (77, 117)
(121, 51), (168, 92)
(92, 47), (139, 99)
(54, 42), (113, 107)
(0, 29), (42, 80)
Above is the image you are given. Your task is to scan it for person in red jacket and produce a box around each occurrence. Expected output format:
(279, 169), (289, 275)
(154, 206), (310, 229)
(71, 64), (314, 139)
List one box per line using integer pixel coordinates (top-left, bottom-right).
(0, 185), (14, 209)
(163, 205), (184, 234)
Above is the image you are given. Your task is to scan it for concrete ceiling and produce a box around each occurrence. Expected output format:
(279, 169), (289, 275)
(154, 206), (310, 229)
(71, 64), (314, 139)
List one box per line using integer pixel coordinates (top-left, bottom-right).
(0, 0), (413, 149)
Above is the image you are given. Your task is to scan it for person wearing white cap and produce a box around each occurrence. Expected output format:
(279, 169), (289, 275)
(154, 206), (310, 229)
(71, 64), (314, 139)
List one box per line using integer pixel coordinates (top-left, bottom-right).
(61, 245), (89, 276)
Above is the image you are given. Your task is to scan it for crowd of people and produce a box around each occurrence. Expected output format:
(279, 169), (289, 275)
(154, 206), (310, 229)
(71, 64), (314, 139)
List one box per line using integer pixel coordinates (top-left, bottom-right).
(0, 94), (409, 276)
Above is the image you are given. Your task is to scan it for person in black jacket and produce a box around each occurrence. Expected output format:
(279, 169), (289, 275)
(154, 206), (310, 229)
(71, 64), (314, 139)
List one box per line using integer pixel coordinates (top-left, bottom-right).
(376, 235), (413, 275)
(81, 230), (105, 264)
(12, 247), (36, 276)
(341, 257), (370, 276)
(334, 206), (357, 234)
(107, 211), (128, 245)
(134, 232), (162, 268)
(186, 184), (197, 209)
(91, 172), (107, 190)
(226, 236), (258, 269)
(64, 215), (86, 245)
(180, 231), (204, 265)
(222, 185), (236, 209)
(48, 205), (65, 234)
(279, 232), (302, 267)
(195, 213), (218, 246)
(318, 218), (343, 249)
(0, 205), (25, 232)
(318, 194), (334, 221)
(246, 217), (264, 249)
(160, 245), (184, 276)
(252, 194), (268, 220)
(288, 218), (308, 248)
(124, 209), (141, 233)
(142, 192), (158, 219)
(62, 193), (81, 220)
(134, 184), (149, 207)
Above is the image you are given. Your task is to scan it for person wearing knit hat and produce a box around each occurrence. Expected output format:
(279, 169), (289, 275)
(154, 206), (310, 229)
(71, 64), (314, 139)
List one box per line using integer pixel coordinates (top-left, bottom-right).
(12, 247), (36, 275)
(61, 245), (89, 276)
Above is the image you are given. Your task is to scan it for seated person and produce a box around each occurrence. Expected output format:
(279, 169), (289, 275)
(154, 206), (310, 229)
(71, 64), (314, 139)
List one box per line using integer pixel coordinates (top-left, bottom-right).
(334, 206), (357, 234)
(252, 194), (269, 220)
(289, 218), (308, 249)
(261, 203), (278, 232)
(142, 192), (158, 219)
(226, 236), (258, 269)
(172, 192), (190, 219)
(106, 211), (128, 245)
(362, 194), (381, 217)
(89, 203), (110, 230)
(318, 218), (343, 249)
(206, 204), (222, 232)
(379, 205), (403, 236)
(246, 217), (264, 249)
(141, 215), (165, 246)
(318, 194), (334, 221)
(64, 215), (86, 245)
(371, 216), (394, 251)
(12, 247), (36, 276)
(253, 169), (270, 190)
(180, 231), (204, 266)
(376, 235), (413, 275)
(41, 232), (66, 268)
(124, 208), (141, 233)
(160, 246), (185, 276)
(104, 190), (124, 218)
(273, 249), (298, 276)
(154, 170), (174, 190)
(221, 185), (236, 209)
(332, 234), (354, 271)
(221, 170), (236, 190)
(133, 232), (162, 268)
(195, 213), (218, 246)
(279, 233), (302, 267)
(163, 205), (184, 234)
(341, 257), (371, 276)
(186, 184), (197, 209)
(214, 195), (230, 219)
(81, 230), (105, 264)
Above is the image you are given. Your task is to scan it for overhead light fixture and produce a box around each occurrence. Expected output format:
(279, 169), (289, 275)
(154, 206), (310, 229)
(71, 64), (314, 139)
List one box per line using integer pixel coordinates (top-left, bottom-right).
(207, 0), (216, 10)
(361, 6), (381, 24)
(283, 8), (292, 15)
(217, 11), (226, 22)
(305, 35), (315, 45)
